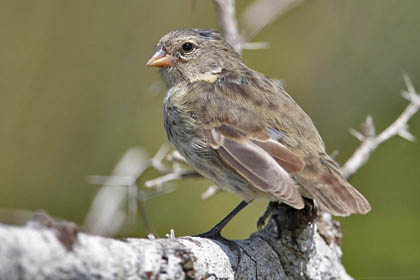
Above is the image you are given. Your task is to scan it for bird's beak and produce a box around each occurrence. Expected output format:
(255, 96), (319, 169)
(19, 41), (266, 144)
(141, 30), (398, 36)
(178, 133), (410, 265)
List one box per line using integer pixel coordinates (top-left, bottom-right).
(145, 46), (175, 68)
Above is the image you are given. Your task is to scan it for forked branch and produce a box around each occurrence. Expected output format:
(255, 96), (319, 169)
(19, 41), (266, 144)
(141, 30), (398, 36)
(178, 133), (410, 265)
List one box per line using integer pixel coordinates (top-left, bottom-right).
(342, 75), (420, 178)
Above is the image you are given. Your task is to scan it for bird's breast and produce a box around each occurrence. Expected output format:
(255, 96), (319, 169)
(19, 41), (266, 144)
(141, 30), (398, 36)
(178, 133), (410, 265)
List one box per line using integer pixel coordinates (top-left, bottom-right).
(163, 95), (208, 162)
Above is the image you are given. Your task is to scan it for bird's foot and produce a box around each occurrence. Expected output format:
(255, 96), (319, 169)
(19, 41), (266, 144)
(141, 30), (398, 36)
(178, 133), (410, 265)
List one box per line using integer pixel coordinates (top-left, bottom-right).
(196, 227), (243, 271)
(196, 226), (223, 240)
(194, 200), (249, 270)
(196, 200), (249, 239)
(258, 199), (317, 239)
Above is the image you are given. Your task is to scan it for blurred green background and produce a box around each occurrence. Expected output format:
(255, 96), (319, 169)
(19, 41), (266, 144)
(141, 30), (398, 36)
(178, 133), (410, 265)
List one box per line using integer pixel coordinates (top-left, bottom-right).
(1, 0), (420, 278)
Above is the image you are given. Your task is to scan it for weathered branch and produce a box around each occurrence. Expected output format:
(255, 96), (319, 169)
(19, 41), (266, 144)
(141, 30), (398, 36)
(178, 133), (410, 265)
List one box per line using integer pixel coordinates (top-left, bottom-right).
(342, 75), (420, 178)
(0, 204), (351, 280)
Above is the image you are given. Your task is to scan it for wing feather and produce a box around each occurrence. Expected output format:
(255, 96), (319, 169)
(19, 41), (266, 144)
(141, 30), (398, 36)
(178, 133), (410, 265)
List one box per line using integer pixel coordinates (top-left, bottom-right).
(252, 139), (304, 173)
(209, 127), (304, 209)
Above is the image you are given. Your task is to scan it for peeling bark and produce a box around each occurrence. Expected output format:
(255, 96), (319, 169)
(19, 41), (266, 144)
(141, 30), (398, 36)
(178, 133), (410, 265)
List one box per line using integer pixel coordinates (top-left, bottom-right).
(0, 205), (352, 280)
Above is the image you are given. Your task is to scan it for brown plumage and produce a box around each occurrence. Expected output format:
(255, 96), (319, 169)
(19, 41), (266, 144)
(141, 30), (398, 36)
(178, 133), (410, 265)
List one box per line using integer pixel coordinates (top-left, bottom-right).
(146, 28), (371, 219)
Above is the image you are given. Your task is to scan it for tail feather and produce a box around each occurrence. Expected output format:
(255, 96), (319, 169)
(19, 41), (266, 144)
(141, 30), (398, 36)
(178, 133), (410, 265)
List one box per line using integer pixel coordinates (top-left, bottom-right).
(304, 154), (371, 216)
(312, 181), (371, 216)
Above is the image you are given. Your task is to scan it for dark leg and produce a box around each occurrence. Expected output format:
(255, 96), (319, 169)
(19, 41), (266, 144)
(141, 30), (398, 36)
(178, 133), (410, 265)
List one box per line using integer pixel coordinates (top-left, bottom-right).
(197, 200), (249, 238)
(196, 200), (250, 271)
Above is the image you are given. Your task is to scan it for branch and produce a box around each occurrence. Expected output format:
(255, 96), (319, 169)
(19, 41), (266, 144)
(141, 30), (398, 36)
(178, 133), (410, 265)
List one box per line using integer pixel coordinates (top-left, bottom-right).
(213, 0), (306, 53)
(201, 185), (223, 200)
(84, 146), (191, 236)
(212, 0), (242, 54)
(145, 170), (200, 188)
(239, 0), (306, 42)
(84, 147), (153, 236)
(342, 75), (420, 178)
(0, 205), (352, 280)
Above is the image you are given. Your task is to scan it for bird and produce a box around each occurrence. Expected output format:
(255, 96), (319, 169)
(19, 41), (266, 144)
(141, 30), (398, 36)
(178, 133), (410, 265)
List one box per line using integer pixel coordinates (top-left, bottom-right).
(146, 28), (371, 237)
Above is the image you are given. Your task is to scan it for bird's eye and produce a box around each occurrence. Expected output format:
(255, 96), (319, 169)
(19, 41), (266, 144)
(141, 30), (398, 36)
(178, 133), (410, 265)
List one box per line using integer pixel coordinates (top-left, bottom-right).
(181, 42), (194, 52)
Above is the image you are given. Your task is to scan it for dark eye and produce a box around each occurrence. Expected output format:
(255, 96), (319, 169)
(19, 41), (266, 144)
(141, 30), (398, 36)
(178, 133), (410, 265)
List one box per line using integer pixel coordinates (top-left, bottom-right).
(182, 42), (194, 52)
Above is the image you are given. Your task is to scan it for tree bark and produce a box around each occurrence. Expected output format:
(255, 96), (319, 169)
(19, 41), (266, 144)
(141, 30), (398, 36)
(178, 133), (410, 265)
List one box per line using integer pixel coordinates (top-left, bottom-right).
(0, 205), (352, 280)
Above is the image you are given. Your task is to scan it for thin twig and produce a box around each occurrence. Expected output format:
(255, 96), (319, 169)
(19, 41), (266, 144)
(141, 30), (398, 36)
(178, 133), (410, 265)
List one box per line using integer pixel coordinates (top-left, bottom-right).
(84, 145), (186, 236)
(239, 0), (306, 42)
(201, 185), (222, 200)
(242, 41), (271, 50)
(83, 147), (150, 236)
(150, 143), (172, 173)
(166, 150), (189, 164)
(165, 229), (176, 240)
(213, 0), (242, 53)
(145, 170), (200, 189)
(342, 75), (420, 178)
(213, 0), (305, 53)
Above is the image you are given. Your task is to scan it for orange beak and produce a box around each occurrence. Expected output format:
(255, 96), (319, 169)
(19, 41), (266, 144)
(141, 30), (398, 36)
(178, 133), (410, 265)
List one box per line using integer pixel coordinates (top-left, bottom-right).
(145, 46), (175, 68)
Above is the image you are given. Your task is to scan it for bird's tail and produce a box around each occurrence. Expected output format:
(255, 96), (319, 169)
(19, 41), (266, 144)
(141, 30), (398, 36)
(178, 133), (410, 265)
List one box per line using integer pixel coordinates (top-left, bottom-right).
(302, 155), (371, 216)
(311, 179), (371, 216)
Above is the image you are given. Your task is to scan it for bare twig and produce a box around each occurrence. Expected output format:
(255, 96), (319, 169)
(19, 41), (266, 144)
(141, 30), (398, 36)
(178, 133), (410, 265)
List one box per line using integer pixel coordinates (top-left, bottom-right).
(84, 145), (184, 236)
(213, 0), (306, 54)
(165, 229), (176, 240)
(83, 147), (150, 236)
(145, 170), (200, 189)
(166, 150), (189, 164)
(242, 41), (271, 50)
(342, 75), (420, 178)
(150, 143), (172, 173)
(240, 0), (306, 42)
(201, 185), (222, 200)
(213, 0), (242, 53)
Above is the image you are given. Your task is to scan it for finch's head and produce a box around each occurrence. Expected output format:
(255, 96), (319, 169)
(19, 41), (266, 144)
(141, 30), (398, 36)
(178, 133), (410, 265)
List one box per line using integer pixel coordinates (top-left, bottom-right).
(146, 28), (243, 87)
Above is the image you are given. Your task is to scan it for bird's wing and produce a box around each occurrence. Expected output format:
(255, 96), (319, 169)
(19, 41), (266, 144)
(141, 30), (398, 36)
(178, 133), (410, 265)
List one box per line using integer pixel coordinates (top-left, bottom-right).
(251, 136), (305, 173)
(206, 125), (304, 209)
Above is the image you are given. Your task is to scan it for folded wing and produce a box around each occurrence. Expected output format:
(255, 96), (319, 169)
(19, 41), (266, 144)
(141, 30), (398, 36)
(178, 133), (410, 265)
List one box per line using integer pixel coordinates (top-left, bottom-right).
(207, 125), (305, 209)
